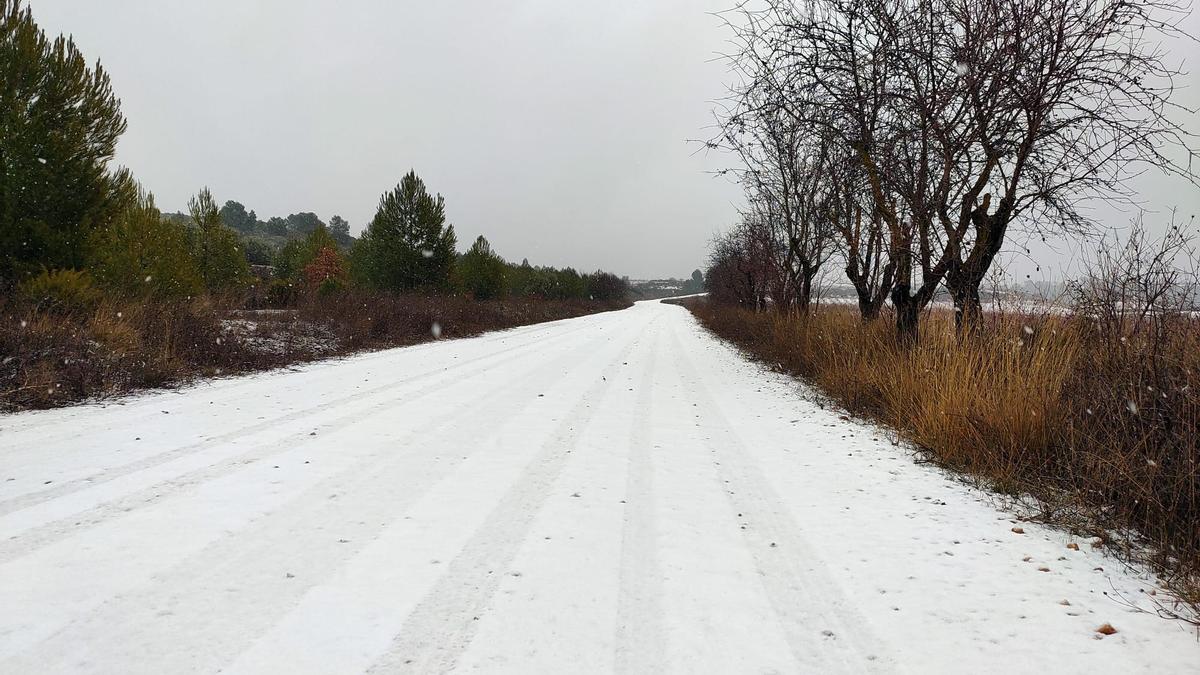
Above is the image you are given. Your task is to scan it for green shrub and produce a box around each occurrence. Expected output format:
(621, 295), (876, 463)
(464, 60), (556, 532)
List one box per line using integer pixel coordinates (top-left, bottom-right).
(19, 268), (102, 314)
(89, 188), (204, 299)
(265, 278), (299, 307)
(188, 187), (251, 292)
(318, 277), (345, 296)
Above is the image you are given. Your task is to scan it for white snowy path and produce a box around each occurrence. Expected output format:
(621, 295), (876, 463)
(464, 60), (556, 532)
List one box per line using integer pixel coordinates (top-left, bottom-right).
(0, 301), (1196, 674)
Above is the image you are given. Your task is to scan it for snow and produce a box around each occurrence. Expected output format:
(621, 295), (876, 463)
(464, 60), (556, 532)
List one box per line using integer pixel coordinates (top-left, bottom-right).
(0, 300), (1196, 673)
(220, 316), (339, 356)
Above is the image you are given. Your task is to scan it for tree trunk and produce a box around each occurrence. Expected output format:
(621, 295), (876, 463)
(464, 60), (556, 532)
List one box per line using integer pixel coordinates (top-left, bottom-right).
(892, 285), (919, 344)
(951, 198), (1011, 334)
(949, 277), (983, 335)
(858, 295), (882, 321)
(795, 266), (815, 316)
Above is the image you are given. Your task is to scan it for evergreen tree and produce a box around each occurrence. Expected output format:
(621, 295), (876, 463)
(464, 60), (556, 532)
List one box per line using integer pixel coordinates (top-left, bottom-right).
(0, 0), (132, 284)
(264, 217), (288, 236)
(328, 215), (353, 247)
(88, 186), (202, 298)
(585, 271), (629, 302)
(219, 200), (255, 232)
(352, 170), (456, 291)
(458, 235), (507, 300)
(240, 237), (273, 265)
(188, 187), (249, 292)
(285, 212), (324, 235)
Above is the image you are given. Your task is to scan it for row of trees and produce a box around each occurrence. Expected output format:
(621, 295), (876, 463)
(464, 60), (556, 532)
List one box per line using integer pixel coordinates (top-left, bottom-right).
(708, 0), (1195, 341)
(215, 201), (354, 247)
(1, 0), (626, 307)
(275, 170), (628, 302)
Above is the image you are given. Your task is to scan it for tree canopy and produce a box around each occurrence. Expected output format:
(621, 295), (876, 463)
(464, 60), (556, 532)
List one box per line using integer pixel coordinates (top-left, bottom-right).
(188, 187), (249, 292)
(0, 0), (131, 284)
(352, 170), (457, 292)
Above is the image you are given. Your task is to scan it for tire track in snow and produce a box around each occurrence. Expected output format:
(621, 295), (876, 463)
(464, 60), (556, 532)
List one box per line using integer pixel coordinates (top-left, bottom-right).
(0, 321), (603, 564)
(365, 326), (649, 674)
(612, 323), (665, 674)
(0, 317), (595, 514)
(0, 319), (628, 672)
(0, 320), (596, 517)
(667, 326), (895, 674)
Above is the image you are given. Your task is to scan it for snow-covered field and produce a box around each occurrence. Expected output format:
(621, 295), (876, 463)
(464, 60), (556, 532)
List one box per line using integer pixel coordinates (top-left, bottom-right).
(0, 300), (1195, 673)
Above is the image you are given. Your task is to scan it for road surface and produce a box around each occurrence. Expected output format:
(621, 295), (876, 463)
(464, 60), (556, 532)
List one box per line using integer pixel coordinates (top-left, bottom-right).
(1, 300), (1196, 673)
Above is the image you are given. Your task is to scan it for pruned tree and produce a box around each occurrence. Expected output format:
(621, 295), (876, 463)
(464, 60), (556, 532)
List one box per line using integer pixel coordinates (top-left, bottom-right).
(718, 0), (1196, 340)
(822, 146), (893, 320)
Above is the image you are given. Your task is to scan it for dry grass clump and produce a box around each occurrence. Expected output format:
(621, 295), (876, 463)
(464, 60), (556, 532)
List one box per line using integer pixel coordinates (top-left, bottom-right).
(682, 297), (1199, 615)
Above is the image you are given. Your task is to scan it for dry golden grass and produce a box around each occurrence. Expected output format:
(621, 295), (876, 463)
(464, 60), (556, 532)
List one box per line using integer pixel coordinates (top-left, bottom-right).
(683, 298), (1199, 617)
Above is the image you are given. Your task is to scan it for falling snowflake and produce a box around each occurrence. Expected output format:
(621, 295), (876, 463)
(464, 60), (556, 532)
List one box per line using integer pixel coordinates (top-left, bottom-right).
(421, 249), (434, 259)
(1126, 399), (1139, 414)
(431, 321), (442, 338)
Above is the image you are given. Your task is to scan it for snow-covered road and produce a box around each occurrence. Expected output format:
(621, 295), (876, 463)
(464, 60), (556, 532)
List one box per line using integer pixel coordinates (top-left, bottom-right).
(1, 300), (1196, 673)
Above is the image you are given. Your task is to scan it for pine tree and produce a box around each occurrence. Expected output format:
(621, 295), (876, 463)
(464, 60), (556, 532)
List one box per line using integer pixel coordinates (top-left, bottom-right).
(188, 187), (249, 292)
(88, 186), (203, 299)
(218, 200), (255, 232)
(458, 235), (507, 300)
(352, 170), (457, 292)
(0, 0), (132, 284)
(328, 215), (353, 247)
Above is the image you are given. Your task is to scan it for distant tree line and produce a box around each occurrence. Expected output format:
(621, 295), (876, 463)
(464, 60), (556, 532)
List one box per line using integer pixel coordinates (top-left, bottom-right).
(0, 0), (627, 308)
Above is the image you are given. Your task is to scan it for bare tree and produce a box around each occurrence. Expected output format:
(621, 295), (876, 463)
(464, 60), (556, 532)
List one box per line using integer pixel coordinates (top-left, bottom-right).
(822, 145), (894, 320)
(934, 0), (1197, 331)
(706, 218), (775, 309)
(719, 90), (837, 315)
(717, 0), (1196, 340)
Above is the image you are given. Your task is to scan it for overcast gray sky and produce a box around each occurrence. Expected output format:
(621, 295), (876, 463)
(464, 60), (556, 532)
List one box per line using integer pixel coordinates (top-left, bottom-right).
(28, 1), (1200, 282)
(32, 0), (743, 280)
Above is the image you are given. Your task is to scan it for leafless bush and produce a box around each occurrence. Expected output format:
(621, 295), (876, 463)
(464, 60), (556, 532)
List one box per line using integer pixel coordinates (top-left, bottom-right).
(1071, 216), (1198, 350)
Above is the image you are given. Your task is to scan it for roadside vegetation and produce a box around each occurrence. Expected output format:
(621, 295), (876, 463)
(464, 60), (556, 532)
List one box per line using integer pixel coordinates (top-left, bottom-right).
(700, 0), (1199, 619)
(0, 0), (628, 411)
